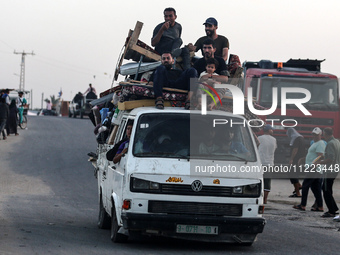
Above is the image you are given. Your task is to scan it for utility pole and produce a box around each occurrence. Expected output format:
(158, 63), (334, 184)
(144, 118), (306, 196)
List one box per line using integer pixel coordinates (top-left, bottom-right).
(14, 50), (35, 92)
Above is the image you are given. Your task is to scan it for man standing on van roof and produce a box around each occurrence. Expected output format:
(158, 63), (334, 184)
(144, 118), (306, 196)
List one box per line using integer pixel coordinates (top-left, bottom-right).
(84, 83), (97, 96)
(188, 17), (229, 62)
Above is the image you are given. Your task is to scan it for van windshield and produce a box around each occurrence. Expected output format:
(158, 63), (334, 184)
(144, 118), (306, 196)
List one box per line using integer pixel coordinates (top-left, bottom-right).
(133, 113), (257, 162)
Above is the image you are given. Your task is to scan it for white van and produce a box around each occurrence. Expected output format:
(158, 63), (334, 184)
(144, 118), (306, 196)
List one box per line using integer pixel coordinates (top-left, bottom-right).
(95, 107), (265, 245)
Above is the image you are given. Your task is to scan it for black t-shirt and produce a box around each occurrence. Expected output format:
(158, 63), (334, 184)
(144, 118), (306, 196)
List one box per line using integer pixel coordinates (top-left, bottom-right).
(194, 35), (229, 58)
(149, 68), (182, 82)
(291, 136), (306, 165)
(193, 56), (229, 76)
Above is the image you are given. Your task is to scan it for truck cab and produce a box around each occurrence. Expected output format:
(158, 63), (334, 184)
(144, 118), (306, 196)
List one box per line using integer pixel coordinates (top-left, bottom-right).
(242, 59), (340, 164)
(96, 107), (265, 245)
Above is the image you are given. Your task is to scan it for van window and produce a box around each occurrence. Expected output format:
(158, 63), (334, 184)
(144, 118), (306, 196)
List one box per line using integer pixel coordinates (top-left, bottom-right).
(133, 113), (256, 162)
(115, 119), (127, 145)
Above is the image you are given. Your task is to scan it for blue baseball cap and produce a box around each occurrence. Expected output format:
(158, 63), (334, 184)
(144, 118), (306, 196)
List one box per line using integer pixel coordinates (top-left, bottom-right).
(203, 17), (218, 26)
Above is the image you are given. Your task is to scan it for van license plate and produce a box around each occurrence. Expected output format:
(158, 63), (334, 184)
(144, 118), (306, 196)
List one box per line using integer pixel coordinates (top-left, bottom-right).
(176, 225), (218, 235)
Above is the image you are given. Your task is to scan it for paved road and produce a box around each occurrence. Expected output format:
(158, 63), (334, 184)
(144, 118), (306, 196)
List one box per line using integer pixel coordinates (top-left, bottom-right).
(0, 116), (339, 254)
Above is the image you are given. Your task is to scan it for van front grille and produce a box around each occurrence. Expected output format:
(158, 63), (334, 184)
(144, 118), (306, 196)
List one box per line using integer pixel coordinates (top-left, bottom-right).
(148, 201), (242, 216)
(161, 184), (232, 196)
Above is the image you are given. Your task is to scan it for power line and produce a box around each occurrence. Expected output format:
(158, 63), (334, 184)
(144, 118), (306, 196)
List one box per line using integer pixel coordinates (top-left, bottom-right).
(0, 39), (15, 50)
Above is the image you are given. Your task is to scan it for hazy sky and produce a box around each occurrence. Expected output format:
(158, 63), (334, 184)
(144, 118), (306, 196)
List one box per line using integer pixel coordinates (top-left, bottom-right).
(1, 0), (340, 109)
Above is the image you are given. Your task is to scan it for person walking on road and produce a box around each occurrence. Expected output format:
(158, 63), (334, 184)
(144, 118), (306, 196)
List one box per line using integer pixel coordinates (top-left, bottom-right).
(314, 127), (340, 217)
(287, 128), (306, 197)
(0, 97), (9, 140)
(258, 124), (277, 204)
(6, 99), (19, 136)
(293, 127), (325, 211)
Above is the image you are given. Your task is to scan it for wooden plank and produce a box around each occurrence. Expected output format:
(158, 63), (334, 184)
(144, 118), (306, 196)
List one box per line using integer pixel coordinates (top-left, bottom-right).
(130, 44), (161, 61)
(115, 21), (161, 79)
(118, 99), (172, 110)
(127, 21), (143, 50)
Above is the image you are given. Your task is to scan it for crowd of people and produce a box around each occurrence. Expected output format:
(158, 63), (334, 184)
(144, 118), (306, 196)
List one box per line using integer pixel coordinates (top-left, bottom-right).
(0, 89), (27, 140)
(260, 124), (340, 220)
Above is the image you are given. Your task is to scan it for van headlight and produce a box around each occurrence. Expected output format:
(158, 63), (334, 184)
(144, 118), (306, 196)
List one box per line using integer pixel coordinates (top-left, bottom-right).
(131, 177), (160, 192)
(232, 186), (243, 194)
(232, 183), (261, 197)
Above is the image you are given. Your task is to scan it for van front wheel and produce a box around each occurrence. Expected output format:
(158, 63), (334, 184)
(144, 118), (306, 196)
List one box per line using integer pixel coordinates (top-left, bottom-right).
(110, 205), (128, 243)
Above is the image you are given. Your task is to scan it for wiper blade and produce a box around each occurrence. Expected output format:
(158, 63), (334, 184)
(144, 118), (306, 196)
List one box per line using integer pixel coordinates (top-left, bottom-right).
(188, 153), (248, 162)
(134, 152), (189, 159)
(224, 154), (248, 162)
(305, 103), (333, 110)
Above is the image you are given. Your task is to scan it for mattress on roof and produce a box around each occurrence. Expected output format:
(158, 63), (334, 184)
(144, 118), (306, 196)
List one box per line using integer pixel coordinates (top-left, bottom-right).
(119, 62), (161, 76)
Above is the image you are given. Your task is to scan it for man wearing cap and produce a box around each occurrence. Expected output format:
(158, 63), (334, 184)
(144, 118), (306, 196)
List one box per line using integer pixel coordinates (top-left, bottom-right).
(188, 17), (229, 62)
(258, 124), (277, 204)
(314, 127), (340, 217)
(293, 127), (326, 211)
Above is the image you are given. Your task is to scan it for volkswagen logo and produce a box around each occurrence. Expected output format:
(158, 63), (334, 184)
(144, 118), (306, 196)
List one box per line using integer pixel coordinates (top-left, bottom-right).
(191, 180), (203, 192)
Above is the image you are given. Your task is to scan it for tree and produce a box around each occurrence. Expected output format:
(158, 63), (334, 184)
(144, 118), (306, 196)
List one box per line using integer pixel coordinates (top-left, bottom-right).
(44, 95), (59, 109)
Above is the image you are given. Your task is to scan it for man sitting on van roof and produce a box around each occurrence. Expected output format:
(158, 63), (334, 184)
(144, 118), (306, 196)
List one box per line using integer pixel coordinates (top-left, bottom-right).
(188, 17), (229, 62)
(149, 52), (197, 110)
(193, 38), (229, 82)
(151, 7), (191, 70)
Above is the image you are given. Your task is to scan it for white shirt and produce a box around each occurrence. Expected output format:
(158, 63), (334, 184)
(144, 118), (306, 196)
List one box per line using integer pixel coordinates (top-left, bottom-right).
(258, 134), (277, 165)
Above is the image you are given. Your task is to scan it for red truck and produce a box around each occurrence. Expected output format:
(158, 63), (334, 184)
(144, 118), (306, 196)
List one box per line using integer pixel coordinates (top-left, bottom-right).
(241, 59), (339, 164)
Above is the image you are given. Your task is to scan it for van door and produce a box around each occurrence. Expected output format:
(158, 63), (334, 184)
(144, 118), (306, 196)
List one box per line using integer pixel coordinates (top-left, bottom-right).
(105, 118), (129, 210)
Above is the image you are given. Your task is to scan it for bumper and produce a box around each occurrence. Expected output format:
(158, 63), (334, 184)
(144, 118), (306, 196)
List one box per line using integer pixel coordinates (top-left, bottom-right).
(122, 212), (265, 235)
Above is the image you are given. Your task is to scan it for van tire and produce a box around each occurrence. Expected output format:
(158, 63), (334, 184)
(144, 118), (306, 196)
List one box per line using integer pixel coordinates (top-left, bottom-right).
(110, 205), (128, 243)
(98, 196), (110, 229)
